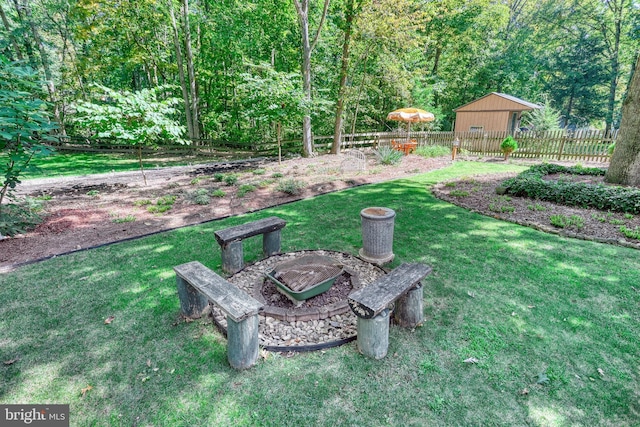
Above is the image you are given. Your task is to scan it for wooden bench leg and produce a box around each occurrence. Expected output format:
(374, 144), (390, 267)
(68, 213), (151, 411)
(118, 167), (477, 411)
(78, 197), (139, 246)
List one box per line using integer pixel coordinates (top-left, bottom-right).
(227, 314), (260, 369)
(394, 282), (424, 328)
(262, 230), (281, 257)
(356, 308), (390, 359)
(221, 240), (244, 274)
(176, 276), (209, 318)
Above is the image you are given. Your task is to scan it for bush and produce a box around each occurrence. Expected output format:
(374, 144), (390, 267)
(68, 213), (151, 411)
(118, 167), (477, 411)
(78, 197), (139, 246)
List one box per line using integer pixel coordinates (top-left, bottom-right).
(276, 179), (306, 195)
(414, 145), (450, 158)
(500, 136), (518, 160)
(502, 164), (640, 214)
(237, 184), (256, 197)
(374, 146), (403, 165)
(212, 189), (226, 198)
(223, 174), (238, 186)
(0, 201), (43, 237)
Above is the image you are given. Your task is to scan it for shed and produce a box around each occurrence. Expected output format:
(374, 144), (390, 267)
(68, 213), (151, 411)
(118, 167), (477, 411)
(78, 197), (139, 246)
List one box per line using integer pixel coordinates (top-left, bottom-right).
(453, 93), (541, 134)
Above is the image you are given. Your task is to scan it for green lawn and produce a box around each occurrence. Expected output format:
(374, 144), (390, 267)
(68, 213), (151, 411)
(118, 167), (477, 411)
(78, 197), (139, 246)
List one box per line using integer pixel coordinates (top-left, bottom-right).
(1, 162), (638, 426)
(23, 152), (227, 179)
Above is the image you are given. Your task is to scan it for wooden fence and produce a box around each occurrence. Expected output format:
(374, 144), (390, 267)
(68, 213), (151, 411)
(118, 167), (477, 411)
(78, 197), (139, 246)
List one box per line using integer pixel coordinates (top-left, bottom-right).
(335, 129), (617, 162)
(53, 130), (617, 162)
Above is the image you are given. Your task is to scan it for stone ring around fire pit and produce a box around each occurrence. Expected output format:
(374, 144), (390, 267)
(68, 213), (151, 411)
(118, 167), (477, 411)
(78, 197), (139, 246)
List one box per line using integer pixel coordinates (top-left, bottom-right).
(209, 250), (386, 351)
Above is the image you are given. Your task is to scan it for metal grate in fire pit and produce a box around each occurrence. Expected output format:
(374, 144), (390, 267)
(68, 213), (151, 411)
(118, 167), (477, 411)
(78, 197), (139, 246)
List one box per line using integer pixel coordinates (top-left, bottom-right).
(266, 254), (344, 301)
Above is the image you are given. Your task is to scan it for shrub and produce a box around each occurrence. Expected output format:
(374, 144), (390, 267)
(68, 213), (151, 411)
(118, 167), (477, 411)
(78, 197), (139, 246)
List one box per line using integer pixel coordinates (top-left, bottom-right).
(213, 173), (225, 182)
(147, 195), (177, 214)
(502, 164), (640, 214)
(449, 190), (469, 197)
(194, 194), (210, 205)
(500, 136), (518, 160)
(276, 179), (306, 195)
(415, 145), (450, 158)
(374, 146), (403, 165)
(111, 214), (136, 223)
(0, 201), (43, 237)
(212, 189), (226, 198)
(237, 184), (257, 197)
(619, 225), (640, 240)
(272, 172), (284, 178)
(550, 214), (584, 229)
(607, 143), (615, 156)
(252, 169), (266, 175)
(223, 174), (238, 186)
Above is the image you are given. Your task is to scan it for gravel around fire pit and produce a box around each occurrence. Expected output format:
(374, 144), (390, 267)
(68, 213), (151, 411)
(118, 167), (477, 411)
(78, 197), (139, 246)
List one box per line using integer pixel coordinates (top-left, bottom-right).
(210, 250), (387, 350)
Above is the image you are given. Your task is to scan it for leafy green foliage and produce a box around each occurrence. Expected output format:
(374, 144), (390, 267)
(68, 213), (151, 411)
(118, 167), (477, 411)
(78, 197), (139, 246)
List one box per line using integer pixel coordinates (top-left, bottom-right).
(276, 179), (306, 195)
(521, 99), (561, 131)
(619, 225), (640, 240)
(212, 189), (226, 198)
(550, 214), (585, 229)
(147, 195), (177, 214)
(414, 145), (451, 158)
(500, 136), (518, 155)
(223, 174), (238, 186)
(71, 84), (186, 146)
(0, 60), (56, 235)
(237, 184), (256, 197)
(374, 146), (403, 165)
(503, 164), (640, 214)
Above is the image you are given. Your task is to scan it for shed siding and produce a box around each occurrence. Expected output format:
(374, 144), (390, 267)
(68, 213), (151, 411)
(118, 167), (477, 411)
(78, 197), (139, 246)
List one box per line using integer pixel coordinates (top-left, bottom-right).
(455, 93), (535, 112)
(455, 111), (511, 133)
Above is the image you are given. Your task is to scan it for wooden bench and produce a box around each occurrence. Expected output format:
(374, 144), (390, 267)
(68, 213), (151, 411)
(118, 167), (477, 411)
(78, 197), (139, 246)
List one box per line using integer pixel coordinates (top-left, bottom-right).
(348, 262), (432, 359)
(174, 261), (263, 369)
(214, 216), (286, 274)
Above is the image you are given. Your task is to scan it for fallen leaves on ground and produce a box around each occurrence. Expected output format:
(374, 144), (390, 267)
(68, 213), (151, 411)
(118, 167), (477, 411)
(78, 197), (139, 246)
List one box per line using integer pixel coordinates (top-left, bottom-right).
(104, 316), (115, 324)
(81, 385), (93, 397)
(463, 357), (479, 364)
(3, 358), (19, 365)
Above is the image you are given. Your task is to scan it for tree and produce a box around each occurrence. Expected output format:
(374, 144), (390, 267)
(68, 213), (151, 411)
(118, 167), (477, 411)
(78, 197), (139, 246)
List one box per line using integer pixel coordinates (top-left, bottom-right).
(0, 59), (56, 236)
(237, 64), (305, 163)
(331, 0), (364, 154)
(605, 56), (640, 186)
(71, 84), (187, 184)
(293, 0), (331, 157)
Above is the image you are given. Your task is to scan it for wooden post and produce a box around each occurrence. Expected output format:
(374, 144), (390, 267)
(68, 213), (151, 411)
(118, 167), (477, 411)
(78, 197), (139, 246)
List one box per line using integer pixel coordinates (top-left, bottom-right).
(357, 308), (390, 359)
(263, 230), (281, 258)
(221, 240), (244, 274)
(227, 314), (260, 369)
(394, 283), (424, 328)
(176, 276), (208, 318)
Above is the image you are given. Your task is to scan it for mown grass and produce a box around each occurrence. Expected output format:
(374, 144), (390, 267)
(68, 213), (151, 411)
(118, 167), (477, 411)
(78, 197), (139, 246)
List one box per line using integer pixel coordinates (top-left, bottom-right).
(23, 152), (225, 179)
(1, 161), (638, 426)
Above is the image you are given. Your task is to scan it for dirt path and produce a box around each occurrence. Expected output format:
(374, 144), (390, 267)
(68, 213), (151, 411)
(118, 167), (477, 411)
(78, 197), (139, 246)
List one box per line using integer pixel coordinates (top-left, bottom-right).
(0, 152), (452, 270)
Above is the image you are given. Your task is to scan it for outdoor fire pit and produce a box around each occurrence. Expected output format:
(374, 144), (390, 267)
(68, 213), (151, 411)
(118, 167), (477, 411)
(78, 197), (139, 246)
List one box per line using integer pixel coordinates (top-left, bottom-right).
(265, 254), (344, 304)
(210, 250), (386, 351)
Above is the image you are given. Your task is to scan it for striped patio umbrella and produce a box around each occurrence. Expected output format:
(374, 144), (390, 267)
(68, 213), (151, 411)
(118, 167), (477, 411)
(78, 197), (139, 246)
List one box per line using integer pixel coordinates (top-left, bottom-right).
(386, 108), (435, 137)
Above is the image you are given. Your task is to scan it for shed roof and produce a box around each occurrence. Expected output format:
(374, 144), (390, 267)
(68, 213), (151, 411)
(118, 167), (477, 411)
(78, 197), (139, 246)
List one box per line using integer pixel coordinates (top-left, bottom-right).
(454, 92), (541, 112)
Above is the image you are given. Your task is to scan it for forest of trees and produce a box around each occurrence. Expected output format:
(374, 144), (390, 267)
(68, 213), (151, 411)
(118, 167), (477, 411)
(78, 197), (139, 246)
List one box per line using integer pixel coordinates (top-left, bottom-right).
(1, 0), (639, 153)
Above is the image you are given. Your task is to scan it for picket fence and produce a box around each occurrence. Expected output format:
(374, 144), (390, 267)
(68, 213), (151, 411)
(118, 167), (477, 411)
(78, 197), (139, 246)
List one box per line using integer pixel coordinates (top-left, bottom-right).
(54, 130), (617, 162)
(336, 130), (617, 162)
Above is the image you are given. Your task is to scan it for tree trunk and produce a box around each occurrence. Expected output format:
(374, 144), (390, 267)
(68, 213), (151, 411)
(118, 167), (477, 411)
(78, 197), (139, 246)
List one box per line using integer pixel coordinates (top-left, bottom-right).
(10, 0), (37, 68)
(22, 0), (65, 135)
(605, 56), (640, 186)
(182, 0), (200, 140)
(168, 0), (194, 139)
(331, 0), (356, 155)
(0, 4), (24, 60)
(293, 0), (330, 158)
(605, 6), (622, 135)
